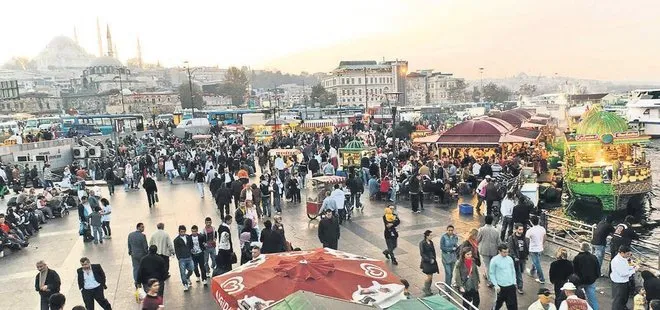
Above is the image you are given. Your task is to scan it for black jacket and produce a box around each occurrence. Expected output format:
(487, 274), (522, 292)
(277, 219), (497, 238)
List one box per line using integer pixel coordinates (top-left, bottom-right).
(173, 234), (193, 259)
(383, 216), (400, 240)
(591, 221), (614, 246)
(308, 158), (320, 173)
(318, 217), (340, 245)
(260, 227), (285, 254)
(573, 251), (599, 285)
(511, 203), (532, 227)
(142, 177), (157, 193)
(35, 269), (61, 296)
(77, 264), (107, 290)
(231, 180), (244, 197)
(137, 254), (166, 283)
(347, 176), (364, 194)
(507, 233), (529, 260)
(549, 258), (573, 289)
(209, 177), (223, 196)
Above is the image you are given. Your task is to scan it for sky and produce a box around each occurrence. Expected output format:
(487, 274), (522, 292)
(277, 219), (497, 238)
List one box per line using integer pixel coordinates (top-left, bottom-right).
(1, 0), (658, 81)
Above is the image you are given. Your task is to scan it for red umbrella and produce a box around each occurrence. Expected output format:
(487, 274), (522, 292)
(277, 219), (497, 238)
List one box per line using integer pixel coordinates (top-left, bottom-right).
(211, 248), (405, 309)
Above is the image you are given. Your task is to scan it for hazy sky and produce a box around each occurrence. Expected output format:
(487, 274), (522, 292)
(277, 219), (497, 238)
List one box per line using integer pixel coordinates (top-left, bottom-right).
(2, 0), (658, 81)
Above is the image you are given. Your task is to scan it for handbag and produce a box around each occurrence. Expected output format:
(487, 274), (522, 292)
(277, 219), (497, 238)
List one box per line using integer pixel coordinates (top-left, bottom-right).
(230, 252), (238, 264)
(154, 193), (159, 203)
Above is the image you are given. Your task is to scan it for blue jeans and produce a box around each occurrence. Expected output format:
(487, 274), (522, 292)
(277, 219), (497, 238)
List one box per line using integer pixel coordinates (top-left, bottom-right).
(166, 170), (174, 183)
(389, 189), (397, 201)
(178, 257), (194, 285)
(592, 245), (605, 273)
(584, 283), (599, 310)
(204, 248), (217, 272)
(362, 168), (369, 185)
(262, 196), (271, 217)
(443, 262), (455, 285)
(92, 225), (103, 244)
(529, 252), (545, 282)
(273, 195), (281, 213)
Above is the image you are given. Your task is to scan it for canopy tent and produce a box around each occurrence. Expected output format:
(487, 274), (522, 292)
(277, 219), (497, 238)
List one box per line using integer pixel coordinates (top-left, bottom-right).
(388, 295), (461, 310)
(211, 248), (405, 309)
(413, 134), (441, 144)
(267, 290), (377, 310)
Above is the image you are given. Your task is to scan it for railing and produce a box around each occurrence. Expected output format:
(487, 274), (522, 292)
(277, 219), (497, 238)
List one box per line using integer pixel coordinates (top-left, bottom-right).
(434, 282), (478, 310)
(541, 211), (660, 272)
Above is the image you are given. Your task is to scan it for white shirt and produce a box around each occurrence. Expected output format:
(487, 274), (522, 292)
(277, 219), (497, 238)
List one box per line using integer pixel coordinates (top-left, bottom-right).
(558, 295), (592, 310)
(82, 269), (101, 289)
(329, 147), (338, 158)
(164, 160), (175, 171)
(101, 205), (111, 222)
(472, 163), (481, 175)
(331, 188), (345, 210)
(610, 254), (636, 283)
(500, 198), (515, 217)
(125, 163), (133, 177)
(274, 158), (285, 170)
(525, 225), (546, 252)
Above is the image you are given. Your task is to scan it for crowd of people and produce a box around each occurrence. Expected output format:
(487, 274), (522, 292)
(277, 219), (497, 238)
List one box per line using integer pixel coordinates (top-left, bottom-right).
(0, 118), (658, 310)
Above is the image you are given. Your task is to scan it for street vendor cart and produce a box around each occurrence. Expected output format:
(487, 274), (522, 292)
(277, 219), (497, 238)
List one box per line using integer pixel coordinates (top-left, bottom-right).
(306, 175), (346, 219)
(338, 140), (374, 170)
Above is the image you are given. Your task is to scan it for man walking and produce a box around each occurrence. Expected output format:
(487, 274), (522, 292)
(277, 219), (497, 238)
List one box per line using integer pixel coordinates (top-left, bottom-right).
(573, 242), (600, 310)
(477, 215), (500, 287)
(137, 245), (167, 296)
(610, 245), (637, 310)
(76, 257), (112, 310)
(194, 168), (206, 198)
(189, 225), (208, 285)
(490, 244), (518, 310)
(142, 174), (158, 208)
(558, 282), (592, 310)
(507, 223), (529, 294)
(591, 216), (614, 275)
(149, 223), (174, 279)
(203, 217), (218, 275)
(318, 209), (340, 249)
(173, 225), (195, 291)
(35, 260), (61, 310)
(127, 222), (149, 286)
(526, 216), (546, 284)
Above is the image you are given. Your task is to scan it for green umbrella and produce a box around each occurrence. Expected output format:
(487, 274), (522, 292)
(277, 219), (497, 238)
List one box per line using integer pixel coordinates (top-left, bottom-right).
(387, 295), (461, 310)
(268, 290), (377, 310)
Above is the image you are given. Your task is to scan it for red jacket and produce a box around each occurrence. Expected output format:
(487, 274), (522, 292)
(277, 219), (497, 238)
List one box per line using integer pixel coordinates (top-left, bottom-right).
(380, 179), (391, 193)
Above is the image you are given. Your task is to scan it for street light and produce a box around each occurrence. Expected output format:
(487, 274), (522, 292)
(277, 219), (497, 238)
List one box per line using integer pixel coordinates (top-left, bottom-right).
(479, 67), (485, 102)
(183, 61), (199, 116)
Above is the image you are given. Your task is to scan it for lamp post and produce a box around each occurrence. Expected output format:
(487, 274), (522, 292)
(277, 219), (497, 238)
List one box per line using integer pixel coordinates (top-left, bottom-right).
(479, 67), (485, 102)
(113, 67), (126, 113)
(184, 61), (199, 117)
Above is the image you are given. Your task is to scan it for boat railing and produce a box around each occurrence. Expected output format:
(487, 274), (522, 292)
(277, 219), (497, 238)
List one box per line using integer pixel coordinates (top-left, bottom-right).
(541, 211), (660, 273)
(434, 282), (478, 310)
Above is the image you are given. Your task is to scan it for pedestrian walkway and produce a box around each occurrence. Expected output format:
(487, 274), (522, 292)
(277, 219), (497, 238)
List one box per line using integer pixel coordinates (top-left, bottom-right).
(0, 181), (619, 309)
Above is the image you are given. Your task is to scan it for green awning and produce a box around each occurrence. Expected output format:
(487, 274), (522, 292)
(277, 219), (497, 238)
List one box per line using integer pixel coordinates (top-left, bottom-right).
(387, 295), (460, 310)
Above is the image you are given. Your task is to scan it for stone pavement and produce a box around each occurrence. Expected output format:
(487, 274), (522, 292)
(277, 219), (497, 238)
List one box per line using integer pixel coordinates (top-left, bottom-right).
(0, 178), (618, 310)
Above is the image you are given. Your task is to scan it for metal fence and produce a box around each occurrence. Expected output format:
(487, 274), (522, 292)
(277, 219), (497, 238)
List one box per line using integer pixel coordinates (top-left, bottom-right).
(433, 282), (478, 310)
(541, 211), (660, 272)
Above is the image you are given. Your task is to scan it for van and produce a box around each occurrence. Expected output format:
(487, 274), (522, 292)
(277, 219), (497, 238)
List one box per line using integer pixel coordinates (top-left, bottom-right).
(173, 118), (210, 138)
(177, 118), (210, 128)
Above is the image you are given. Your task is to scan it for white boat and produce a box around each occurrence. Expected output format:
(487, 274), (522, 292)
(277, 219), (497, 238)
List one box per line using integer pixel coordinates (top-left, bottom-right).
(625, 89), (660, 137)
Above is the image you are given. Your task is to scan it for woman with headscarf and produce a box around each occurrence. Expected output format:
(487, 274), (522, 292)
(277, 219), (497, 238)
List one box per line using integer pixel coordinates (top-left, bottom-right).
(453, 247), (481, 308)
(214, 231), (234, 276)
(382, 206), (400, 265)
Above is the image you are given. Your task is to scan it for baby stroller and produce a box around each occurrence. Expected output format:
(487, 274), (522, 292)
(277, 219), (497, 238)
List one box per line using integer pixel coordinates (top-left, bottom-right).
(48, 196), (70, 218)
(79, 222), (94, 243)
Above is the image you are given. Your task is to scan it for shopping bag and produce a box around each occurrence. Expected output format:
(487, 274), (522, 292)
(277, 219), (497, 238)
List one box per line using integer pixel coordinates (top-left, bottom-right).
(134, 287), (146, 303)
(154, 193), (159, 203)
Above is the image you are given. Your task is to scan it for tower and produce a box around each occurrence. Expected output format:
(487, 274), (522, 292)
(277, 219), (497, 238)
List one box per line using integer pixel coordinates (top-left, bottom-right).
(96, 17), (103, 57)
(136, 36), (143, 69)
(106, 24), (114, 57)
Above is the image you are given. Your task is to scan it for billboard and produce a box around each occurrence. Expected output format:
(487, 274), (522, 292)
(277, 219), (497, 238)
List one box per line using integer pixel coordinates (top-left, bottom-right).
(0, 80), (19, 100)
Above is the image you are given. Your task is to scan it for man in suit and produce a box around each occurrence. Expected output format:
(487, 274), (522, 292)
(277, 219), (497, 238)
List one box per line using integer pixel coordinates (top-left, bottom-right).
(35, 260), (61, 310)
(173, 225), (195, 291)
(127, 222), (148, 286)
(76, 257), (112, 310)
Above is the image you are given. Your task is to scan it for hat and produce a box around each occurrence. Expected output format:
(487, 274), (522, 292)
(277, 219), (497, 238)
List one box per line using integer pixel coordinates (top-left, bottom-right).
(537, 288), (552, 296)
(560, 282), (576, 291)
(485, 175), (492, 179)
(250, 241), (262, 249)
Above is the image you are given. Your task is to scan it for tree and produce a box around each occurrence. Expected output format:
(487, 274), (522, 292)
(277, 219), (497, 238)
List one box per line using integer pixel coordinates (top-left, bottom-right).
(310, 83), (337, 107)
(178, 82), (204, 110)
(447, 79), (467, 102)
(469, 86), (481, 102)
(517, 83), (537, 97)
(482, 82), (512, 103)
(220, 67), (249, 106)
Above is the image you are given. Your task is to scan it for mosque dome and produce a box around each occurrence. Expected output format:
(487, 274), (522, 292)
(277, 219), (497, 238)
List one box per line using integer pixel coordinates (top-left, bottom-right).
(89, 56), (122, 68)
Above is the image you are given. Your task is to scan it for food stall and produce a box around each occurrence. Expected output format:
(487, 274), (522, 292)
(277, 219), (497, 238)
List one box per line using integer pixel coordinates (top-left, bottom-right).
(338, 140), (374, 168)
(297, 119), (335, 133)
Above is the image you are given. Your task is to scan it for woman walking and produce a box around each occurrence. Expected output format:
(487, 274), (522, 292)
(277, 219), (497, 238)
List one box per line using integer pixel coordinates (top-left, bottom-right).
(440, 225), (459, 285)
(460, 229), (481, 268)
(453, 247), (481, 308)
(419, 230), (439, 296)
(100, 198), (112, 239)
(549, 248), (573, 306)
(382, 206), (400, 265)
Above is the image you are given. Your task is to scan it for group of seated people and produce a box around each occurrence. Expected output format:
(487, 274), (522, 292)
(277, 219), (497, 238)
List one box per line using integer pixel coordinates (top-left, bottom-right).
(0, 187), (74, 257)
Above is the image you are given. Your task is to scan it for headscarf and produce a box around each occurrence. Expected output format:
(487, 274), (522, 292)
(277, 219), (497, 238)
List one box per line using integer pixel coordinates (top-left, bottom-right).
(219, 232), (231, 250)
(384, 207), (396, 223)
(240, 232), (251, 248)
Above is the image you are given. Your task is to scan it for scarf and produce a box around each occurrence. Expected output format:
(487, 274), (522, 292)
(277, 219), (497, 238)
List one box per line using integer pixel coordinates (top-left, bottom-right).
(384, 208), (396, 222)
(218, 232), (231, 250)
(464, 258), (473, 277)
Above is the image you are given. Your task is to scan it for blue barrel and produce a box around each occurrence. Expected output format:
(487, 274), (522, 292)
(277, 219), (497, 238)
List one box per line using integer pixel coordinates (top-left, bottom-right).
(459, 203), (474, 215)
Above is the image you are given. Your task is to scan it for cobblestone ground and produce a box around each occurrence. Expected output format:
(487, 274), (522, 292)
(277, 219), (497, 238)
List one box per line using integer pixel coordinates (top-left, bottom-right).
(0, 176), (617, 310)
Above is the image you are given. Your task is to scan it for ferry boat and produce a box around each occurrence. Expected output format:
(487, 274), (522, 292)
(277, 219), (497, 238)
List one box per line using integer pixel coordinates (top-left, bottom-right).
(626, 89), (660, 137)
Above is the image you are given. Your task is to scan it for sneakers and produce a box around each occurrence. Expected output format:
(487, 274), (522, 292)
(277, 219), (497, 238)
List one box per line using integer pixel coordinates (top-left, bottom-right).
(183, 284), (189, 291)
(526, 268), (534, 277)
(0, 251), (4, 258)
(535, 279), (545, 284)
(202, 279), (207, 286)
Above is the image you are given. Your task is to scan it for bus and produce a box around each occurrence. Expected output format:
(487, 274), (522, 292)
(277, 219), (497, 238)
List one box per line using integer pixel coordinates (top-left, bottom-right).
(24, 116), (61, 134)
(207, 109), (269, 125)
(61, 114), (145, 135)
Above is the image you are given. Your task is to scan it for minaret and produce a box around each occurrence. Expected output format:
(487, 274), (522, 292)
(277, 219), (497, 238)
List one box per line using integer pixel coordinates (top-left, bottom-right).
(73, 26), (79, 45)
(114, 43), (118, 59)
(106, 24), (114, 57)
(136, 36), (143, 69)
(96, 17), (103, 57)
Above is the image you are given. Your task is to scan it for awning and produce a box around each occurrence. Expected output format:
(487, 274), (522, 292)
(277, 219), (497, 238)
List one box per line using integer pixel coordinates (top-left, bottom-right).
(413, 134), (440, 144)
(436, 135), (501, 146)
(300, 120), (334, 128)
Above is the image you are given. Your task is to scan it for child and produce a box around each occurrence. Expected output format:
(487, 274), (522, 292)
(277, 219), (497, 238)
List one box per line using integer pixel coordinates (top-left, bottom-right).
(634, 288), (646, 310)
(89, 206), (104, 244)
(100, 198), (112, 239)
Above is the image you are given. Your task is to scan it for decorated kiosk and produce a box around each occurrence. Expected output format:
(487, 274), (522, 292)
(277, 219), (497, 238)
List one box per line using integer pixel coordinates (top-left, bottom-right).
(564, 107), (652, 212)
(339, 140), (374, 168)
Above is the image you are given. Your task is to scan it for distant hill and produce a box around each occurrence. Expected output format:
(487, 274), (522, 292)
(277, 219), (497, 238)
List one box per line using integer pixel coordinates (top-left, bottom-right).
(470, 72), (660, 94)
